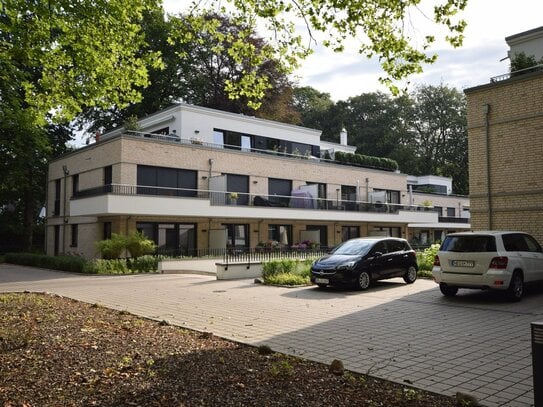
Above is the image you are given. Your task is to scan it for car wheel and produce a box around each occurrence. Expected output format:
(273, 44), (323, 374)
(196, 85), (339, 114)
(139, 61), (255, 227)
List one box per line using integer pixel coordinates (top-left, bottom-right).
(439, 283), (458, 297)
(316, 283), (327, 289)
(355, 271), (371, 290)
(403, 266), (417, 284)
(507, 272), (524, 302)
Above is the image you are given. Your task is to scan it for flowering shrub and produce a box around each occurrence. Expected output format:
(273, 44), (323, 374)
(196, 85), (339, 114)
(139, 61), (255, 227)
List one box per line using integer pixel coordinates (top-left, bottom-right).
(291, 240), (319, 250)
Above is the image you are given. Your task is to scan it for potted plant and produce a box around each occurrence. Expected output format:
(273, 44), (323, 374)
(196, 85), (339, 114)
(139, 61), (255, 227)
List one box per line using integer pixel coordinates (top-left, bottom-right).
(229, 192), (238, 205)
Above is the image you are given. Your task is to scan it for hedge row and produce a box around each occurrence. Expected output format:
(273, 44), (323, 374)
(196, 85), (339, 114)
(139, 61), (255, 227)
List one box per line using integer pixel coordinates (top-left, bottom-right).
(5, 253), (160, 274)
(334, 151), (399, 171)
(5, 253), (88, 273)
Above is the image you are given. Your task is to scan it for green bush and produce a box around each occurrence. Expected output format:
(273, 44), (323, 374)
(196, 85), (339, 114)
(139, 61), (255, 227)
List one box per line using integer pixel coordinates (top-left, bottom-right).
(125, 232), (156, 258)
(95, 233), (126, 259)
(416, 244), (441, 272)
(334, 151), (398, 171)
(262, 258), (313, 285)
(86, 259), (129, 274)
(5, 253), (88, 273)
(264, 272), (309, 286)
(128, 255), (160, 273)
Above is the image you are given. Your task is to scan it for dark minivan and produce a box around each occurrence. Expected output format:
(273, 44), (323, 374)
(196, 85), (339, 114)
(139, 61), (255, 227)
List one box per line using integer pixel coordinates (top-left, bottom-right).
(310, 237), (418, 290)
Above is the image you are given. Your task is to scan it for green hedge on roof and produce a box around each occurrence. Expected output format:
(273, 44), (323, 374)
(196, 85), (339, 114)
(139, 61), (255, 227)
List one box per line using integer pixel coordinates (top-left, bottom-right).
(334, 151), (399, 172)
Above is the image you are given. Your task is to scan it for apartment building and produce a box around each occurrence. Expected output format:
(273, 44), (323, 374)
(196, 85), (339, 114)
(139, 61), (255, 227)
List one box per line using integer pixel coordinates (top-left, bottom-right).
(465, 27), (543, 243)
(46, 103), (469, 258)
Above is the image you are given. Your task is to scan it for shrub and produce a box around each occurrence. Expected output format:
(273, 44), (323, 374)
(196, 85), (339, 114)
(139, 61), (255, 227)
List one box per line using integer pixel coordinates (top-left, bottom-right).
(128, 255), (160, 273)
(262, 258), (313, 285)
(125, 232), (156, 258)
(417, 244), (441, 272)
(5, 253), (88, 273)
(96, 233), (126, 259)
(87, 259), (129, 274)
(264, 272), (309, 286)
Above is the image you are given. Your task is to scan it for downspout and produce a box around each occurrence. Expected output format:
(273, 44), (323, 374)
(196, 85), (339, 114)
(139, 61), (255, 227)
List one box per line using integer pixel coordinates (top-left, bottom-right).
(62, 165), (70, 253)
(483, 104), (492, 229)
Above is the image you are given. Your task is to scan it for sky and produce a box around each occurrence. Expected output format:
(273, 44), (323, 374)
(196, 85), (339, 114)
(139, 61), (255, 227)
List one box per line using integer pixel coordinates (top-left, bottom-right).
(163, 0), (543, 101)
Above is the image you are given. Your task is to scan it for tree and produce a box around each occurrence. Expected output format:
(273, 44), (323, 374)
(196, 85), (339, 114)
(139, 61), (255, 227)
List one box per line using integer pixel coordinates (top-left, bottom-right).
(292, 87), (335, 129)
(80, 11), (300, 133)
(189, 0), (468, 93)
(0, 0), (162, 250)
(510, 52), (543, 73)
(410, 84), (468, 194)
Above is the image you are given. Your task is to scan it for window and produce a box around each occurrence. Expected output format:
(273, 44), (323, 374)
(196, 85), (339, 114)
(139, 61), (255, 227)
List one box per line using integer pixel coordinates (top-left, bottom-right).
(342, 226), (359, 241)
(268, 224), (292, 246)
(54, 179), (61, 215)
(136, 222), (196, 256)
(434, 206), (442, 216)
(224, 224), (249, 248)
(441, 235), (496, 252)
(446, 207), (456, 217)
(152, 127), (169, 135)
(214, 129), (253, 151)
(371, 226), (401, 237)
(137, 165), (197, 197)
(103, 222), (112, 240)
(226, 174), (249, 205)
(70, 224), (78, 247)
(341, 185), (357, 210)
(387, 239), (406, 253)
(306, 225), (328, 247)
(373, 189), (400, 204)
(72, 174), (79, 196)
(268, 178), (292, 206)
(104, 165), (112, 185)
(54, 225), (60, 255)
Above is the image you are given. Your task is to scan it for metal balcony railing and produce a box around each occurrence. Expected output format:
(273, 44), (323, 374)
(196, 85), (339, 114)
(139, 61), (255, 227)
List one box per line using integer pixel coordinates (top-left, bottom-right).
(490, 64), (543, 83)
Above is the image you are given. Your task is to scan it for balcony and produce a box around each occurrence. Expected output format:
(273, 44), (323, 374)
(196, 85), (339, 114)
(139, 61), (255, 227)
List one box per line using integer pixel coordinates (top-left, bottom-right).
(70, 184), (438, 224)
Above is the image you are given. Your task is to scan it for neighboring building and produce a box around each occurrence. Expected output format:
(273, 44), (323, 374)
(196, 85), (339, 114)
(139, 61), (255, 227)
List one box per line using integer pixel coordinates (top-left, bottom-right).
(465, 28), (543, 243)
(46, 103), (469, 258)
(506, 26), (543, 61)
(407, 175), (470, 245)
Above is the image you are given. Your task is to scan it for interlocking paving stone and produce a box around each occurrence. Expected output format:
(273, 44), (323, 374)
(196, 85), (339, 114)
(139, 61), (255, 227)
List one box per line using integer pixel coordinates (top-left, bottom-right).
(1, 263), (542, 407)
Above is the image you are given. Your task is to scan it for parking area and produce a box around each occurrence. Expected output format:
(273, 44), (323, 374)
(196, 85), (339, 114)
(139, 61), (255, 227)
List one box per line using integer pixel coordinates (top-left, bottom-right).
(1, 263), (541, 407)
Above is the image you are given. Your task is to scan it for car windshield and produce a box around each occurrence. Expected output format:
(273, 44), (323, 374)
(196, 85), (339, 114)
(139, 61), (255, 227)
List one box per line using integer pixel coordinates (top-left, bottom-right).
(441, 235), (497, 252)
(331, 240), (373, 256)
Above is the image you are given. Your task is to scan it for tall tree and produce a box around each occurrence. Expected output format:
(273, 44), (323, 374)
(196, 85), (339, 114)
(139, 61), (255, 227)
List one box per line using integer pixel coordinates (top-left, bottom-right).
(0, 0), (161, 250)
(189, 0), (468, 93)
(292, 87), (335, 129)
(80, 11), (300, 133)
(410, 84), (468, 194)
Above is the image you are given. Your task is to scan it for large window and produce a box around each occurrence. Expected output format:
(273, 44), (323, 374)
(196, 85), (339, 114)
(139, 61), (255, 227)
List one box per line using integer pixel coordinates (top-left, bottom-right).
(214, 129), (252, 151)
(72, 174), (79, 196)
(224, 224), (249, 248)
(137, 165), (197, 197)
(226, 174), (249, 205)
(70, 224), (78, 247)
(268, 224), (292, 246)
(268, 178), (292, 206)
(342, 226), (359, 241)
(137, 222), (196, 256)
(54, 179), (61, 215)
(306, 225), (328, 247)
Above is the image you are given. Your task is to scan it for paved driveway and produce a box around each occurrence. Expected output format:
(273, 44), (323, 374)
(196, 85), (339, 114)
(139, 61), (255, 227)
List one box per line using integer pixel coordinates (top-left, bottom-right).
(1, 264), (541, 407)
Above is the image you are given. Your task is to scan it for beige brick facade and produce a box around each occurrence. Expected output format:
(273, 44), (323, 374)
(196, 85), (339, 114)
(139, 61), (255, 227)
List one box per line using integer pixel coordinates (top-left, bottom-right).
(465, 70), (543, 243)
(47, 105), (467, 258)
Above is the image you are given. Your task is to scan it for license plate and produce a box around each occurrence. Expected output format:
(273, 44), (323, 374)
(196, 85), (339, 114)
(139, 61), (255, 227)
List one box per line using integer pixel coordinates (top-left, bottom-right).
(451, 260), (475, 267)
(315, 278), (329, 284)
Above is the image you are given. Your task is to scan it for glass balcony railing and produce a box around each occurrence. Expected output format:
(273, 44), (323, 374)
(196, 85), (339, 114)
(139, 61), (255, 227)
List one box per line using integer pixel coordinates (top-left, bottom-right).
(72, 183), (435, 215)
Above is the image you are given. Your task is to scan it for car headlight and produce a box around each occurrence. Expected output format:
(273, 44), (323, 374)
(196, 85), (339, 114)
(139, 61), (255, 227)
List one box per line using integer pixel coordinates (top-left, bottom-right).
(337, 261), (356, 271)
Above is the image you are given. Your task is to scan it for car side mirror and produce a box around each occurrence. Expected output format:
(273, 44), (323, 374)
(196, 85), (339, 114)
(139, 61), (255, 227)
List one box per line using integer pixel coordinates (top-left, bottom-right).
(373, 251), (383, 257)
